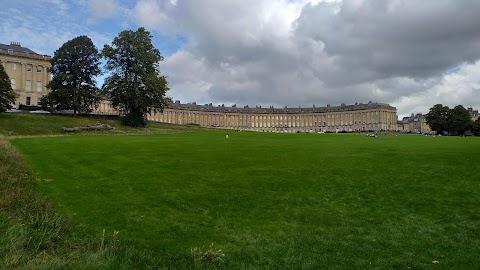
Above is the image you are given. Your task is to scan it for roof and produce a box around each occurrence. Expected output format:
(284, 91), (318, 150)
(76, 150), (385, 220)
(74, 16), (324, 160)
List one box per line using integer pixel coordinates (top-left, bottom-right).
(0, 42), (51, 61)
(0, 42), (37, 54)
(401, 113), (427, 123)
(167, 101), (397, 114)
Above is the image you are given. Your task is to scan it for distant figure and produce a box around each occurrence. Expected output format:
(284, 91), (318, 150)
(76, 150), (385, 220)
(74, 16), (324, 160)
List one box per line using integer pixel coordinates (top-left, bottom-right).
(226, 134), (230, 139)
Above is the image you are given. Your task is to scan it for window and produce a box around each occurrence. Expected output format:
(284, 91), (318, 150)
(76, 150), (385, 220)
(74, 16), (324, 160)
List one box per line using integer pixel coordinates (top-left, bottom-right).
(26, 97), (31, 106)
(26, 80), (31, 91)
(26, 64), (32, 72)
(37, 66), (43, 72)
(10, 79), (16, 89)
(7, 49), (13, 53)
(37, 81), (42, 92)
(11, 63), (16, 70)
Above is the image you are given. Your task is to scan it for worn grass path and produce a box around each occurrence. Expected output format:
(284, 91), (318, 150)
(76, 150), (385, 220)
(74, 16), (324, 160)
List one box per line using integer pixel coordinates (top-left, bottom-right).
(11, 131), (480, 269)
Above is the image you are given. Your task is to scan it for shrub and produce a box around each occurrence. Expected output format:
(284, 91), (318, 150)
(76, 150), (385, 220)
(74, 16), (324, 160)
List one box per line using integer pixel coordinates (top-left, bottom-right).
(122, 111), (146, 127)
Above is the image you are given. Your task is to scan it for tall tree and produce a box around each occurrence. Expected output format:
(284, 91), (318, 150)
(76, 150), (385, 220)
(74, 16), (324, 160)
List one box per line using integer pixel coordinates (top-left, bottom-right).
(41, 35), (101, 114)
(102, 27), (169, 127)
(426, 104), (450, 134)
(447, 105), (472, 135)
(0, 65), (16, 113)
(472, 118), (480, 136)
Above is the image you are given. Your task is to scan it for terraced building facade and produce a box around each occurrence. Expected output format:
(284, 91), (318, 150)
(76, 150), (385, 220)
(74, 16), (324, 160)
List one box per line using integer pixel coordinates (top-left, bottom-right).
(0, 42), (51, 108)
(96, 100), (398, 133)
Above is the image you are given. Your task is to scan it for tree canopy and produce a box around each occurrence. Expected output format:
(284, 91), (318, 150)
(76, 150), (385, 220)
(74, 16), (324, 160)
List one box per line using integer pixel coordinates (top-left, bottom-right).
(448, 105), (472, 135)
(0, 65), (16, 113)
(102, 27), (170, 127)
(41, 35), (101, 114)
(426, 104), (473, 135)
(472, 118), (480, 136)
(426, 104), (450, 134)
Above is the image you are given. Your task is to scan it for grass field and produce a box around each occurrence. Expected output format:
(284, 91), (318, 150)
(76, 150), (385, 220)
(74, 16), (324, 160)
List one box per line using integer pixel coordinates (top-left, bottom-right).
(10, 129), (480, 269)
(0, 113), (204, 137)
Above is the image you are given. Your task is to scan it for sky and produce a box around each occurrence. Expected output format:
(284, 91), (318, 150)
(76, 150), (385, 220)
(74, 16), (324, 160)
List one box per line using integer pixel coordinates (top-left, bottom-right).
(1, 0), (480, 117)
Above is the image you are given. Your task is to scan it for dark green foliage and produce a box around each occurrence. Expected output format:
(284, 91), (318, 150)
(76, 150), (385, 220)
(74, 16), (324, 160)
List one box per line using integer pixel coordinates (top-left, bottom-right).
(426, 104), (473, 135)
(472, 118), (480, 136)
(41, 36), (101, 114)
(102, 27), (170, 127)
(0, 65), (16, 113)
(121, 109), (146, 127)
(19, 104), (41, 111)
(447, 105), (472, 135)
(426, 104), (450, 134)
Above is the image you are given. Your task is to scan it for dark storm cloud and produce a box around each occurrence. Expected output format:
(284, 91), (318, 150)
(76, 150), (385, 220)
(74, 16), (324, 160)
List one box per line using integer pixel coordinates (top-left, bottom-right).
(154, 0), (480, 115)
(295, 1), (480, 85)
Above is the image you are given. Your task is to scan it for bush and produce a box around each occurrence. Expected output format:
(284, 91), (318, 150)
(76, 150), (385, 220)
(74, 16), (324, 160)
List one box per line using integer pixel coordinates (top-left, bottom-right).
(122, 111), (146, 127)
(19, 105), (42, 111)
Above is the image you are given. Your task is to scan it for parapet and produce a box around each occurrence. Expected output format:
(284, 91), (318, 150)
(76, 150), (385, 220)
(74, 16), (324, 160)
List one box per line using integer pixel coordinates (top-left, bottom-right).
(167, 100), (396, 114)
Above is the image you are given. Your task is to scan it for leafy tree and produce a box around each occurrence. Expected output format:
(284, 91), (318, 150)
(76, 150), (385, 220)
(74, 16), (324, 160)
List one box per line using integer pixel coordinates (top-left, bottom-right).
(102, 27), (169, 127)
(472, 118), (480, 136)
(447, 105), (472, 135)
(426, 104), (450, 134)
(41, 36), (101, 114)
(0, 65), (16, 113)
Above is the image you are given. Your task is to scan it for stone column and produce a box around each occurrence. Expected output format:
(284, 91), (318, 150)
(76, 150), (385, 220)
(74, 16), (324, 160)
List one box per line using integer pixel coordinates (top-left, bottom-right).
(32, 64), (37, 90)
(21, 63), (26, 92)
(41, 65), (46, 92)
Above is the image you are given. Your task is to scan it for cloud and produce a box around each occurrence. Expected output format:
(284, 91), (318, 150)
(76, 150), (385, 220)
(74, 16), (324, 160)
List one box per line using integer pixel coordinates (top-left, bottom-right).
(294, 1), (480, 86)
(132, 0), (178, 35)
(2, 0), (480, 116)
(0, 1), (113, 56)
(88, 0), (118, 19)
(159, 0), (480, 116)
(393, 61), (480, 117)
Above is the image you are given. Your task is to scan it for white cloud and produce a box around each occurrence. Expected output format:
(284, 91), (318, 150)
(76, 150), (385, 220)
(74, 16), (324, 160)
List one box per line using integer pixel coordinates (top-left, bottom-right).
(393, 61), (480, 117)
(132, 0), (178, 35)
(158, 0), (480, 116)
(3, 0), (480, 117)
(45, 0), (70, 15)
(88, 0), (118, 19)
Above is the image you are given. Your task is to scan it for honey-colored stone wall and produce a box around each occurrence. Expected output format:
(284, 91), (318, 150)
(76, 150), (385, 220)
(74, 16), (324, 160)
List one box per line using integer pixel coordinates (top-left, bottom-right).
(0, 53), (51, 107)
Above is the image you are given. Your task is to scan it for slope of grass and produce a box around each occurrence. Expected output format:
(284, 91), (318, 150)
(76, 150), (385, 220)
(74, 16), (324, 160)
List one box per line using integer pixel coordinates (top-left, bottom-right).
(11, 132), (480, 269)
(0, 113), (206, 137)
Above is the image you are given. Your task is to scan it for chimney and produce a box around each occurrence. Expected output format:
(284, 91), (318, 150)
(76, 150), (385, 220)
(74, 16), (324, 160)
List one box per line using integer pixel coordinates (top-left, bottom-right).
(10, 42), (21, 46)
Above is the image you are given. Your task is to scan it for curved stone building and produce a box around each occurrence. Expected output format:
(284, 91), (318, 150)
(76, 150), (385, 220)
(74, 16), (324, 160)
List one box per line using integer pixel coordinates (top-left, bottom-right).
(97, 100), (398, 133)
(0, 42), (52, 108)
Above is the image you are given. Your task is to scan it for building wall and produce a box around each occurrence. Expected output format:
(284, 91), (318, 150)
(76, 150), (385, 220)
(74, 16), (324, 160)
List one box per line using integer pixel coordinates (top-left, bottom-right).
(96, 100), (398, 133)
(468, 107), (479, 121)
(0, 51), (51, 108)
(397, 113), (433, 134)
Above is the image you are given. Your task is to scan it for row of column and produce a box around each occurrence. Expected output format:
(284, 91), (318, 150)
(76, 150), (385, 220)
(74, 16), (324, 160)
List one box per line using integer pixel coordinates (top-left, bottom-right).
(149, 109), (398, 132)
(0, 60), (49, 92)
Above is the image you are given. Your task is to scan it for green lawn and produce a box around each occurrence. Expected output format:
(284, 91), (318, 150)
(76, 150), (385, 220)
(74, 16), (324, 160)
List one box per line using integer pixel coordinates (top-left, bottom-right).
(0, 113), (205, 136)
(11, 132), (480, 269)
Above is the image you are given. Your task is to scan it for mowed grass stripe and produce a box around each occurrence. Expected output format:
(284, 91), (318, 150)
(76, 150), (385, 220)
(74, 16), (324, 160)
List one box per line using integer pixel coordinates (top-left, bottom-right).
(12, 133), (480, 269)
